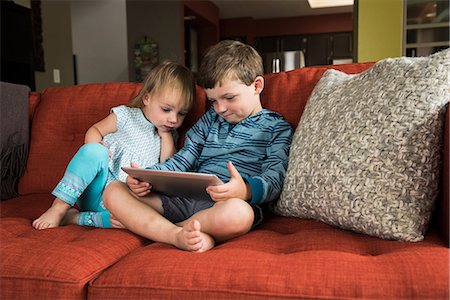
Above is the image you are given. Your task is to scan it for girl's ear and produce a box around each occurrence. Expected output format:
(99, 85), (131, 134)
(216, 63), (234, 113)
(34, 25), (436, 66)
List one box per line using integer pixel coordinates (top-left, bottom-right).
(254, 76), (264, 95)
(143, 93), (151, 105)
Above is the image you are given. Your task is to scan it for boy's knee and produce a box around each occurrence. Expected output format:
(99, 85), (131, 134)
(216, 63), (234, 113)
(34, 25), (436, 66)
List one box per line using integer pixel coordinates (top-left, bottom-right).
(215, 198), (254, 233)
(103, 181), (124, 209)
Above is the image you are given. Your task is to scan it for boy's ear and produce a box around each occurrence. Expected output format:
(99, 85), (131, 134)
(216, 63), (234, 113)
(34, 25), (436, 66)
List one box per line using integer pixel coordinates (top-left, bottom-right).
(254, 76), (264, 95)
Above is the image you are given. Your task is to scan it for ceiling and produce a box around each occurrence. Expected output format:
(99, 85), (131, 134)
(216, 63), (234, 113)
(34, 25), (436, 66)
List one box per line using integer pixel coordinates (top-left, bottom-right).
(210, 0), (354, 20)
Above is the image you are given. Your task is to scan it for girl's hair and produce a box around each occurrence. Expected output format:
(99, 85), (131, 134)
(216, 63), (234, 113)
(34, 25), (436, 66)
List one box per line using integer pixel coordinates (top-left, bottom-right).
(129, 61), (195, 109)
(197, 40), (264, 89)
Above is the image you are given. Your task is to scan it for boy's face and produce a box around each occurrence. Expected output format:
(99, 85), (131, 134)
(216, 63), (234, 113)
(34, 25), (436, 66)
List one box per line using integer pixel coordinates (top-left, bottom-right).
(205, 77), (263, 124)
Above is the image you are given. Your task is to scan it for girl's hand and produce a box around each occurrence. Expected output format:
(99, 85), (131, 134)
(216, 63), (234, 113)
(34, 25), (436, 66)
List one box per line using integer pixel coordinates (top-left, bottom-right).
(206, 161), (251, 202)
(99, 141), (112, 158)
(126, 162), (152, 196)
(157, 127), (173, 136)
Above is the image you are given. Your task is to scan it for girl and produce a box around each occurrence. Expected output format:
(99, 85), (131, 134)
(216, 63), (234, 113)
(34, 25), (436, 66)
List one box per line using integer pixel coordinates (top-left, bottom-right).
(32, 61), (195, 229)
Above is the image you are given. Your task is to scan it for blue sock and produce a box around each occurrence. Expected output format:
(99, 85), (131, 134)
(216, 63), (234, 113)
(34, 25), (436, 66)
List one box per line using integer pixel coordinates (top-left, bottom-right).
(77, 211), (112, 228)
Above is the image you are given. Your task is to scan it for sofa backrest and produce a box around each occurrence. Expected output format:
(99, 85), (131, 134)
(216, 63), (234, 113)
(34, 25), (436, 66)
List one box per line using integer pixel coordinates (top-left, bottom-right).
(19, 82), (205, 195)
(16, 63), (375, 195)
(261, 62), (375, 129)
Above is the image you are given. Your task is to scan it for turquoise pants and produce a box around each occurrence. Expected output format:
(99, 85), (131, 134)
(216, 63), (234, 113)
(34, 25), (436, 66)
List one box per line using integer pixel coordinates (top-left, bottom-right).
(52, 143), (112, 228)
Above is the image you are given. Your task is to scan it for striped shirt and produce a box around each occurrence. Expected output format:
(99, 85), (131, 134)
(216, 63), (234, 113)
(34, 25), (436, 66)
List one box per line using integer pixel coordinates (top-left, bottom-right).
(149, 107), (293, 204)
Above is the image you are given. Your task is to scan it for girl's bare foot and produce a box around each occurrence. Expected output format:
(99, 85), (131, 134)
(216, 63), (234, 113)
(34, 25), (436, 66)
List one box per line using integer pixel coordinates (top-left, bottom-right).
(110, 214), (127, 229)
(61, 208), (80, 226)
(174, 220), (215, 253)
(32, 198), (70, 230)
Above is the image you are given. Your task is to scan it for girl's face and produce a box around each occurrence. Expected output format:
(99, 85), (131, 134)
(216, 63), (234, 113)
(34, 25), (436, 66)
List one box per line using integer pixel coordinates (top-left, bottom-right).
(142, 88), (189, 132)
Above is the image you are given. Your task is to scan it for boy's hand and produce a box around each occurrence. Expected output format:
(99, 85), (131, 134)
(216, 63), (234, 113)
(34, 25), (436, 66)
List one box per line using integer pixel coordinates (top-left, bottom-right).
(206, 161), (251, 202)
(126, 162), (152, 197)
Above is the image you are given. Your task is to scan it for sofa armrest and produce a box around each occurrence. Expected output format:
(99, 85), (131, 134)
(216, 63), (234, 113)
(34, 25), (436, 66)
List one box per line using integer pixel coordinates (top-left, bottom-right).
(28, 91), (41, 124)
(438, 104), (449, 246)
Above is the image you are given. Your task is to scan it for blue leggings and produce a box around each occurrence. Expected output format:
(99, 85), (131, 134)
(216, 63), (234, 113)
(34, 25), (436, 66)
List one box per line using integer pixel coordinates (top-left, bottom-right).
(52, 143), (112, 228)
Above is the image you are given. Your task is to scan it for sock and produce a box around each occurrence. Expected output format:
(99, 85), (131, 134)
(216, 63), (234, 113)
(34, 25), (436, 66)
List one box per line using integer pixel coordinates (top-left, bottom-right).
(77, 211), (112, 228)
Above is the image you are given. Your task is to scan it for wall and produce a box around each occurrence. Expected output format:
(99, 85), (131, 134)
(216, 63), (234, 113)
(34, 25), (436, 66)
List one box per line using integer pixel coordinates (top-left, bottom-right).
(126, 0), (182, 82)
(357, 0), (404, 62)
(71, 0), (129, 84)
(183, 0), (219, 62)
(14, 0), (74, 91)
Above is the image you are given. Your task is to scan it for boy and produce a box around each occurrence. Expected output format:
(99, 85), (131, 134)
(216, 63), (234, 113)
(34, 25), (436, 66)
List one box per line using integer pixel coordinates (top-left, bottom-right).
(103, 40), (292, 252)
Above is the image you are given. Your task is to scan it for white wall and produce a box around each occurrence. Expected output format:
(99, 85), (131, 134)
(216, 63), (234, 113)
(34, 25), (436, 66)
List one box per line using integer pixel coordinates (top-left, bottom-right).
(13, 0), (74, 91)
(71, 0), (129, 84)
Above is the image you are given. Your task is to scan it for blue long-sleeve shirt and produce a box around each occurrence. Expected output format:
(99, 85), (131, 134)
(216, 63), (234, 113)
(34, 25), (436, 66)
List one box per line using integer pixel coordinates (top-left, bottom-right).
(149, 107), (293, 204)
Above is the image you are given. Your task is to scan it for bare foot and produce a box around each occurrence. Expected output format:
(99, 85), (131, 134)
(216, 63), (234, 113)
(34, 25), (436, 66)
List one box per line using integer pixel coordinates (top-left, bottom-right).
(32, 198), (70, 230)
(61, 208), (80, 226)
(110, 214), (127, 229)
(174, 220), (215, 253)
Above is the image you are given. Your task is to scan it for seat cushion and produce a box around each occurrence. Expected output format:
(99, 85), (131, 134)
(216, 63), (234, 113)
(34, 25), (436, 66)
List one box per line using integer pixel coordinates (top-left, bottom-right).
(88, 213), (449, 299)
(0, 194), (148, 299)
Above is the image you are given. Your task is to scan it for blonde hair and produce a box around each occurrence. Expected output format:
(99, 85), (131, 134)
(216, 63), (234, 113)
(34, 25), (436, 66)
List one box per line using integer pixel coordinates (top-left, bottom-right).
(197, 40), (263, 89)
(129, 61), (195, 110)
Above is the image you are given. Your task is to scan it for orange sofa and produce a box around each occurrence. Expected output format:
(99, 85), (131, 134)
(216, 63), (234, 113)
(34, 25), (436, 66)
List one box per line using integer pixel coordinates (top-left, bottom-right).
(1, 62), (448, 299)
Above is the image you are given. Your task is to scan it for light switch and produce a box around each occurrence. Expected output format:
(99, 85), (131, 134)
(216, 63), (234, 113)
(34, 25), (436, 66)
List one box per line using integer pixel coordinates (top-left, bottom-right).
(53, 69), (61, 83)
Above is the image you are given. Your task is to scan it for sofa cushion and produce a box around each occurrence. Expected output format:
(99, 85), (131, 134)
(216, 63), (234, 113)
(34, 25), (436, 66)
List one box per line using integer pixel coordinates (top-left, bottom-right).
(88, 213), (449, 299)
(275, 49), (450, 241)
(0, 194), (148, 299)
(18, 83), (141, 195)
(18, 83), (205, 195)
(261, 62), (374, 129)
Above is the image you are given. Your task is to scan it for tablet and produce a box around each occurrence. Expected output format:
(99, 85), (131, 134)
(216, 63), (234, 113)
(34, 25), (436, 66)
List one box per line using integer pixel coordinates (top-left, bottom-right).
(121, 167), (223, 198)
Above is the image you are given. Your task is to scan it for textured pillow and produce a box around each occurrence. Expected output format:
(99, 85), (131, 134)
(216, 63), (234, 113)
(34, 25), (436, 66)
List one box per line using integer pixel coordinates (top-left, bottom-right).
(274, 49), (450, 242)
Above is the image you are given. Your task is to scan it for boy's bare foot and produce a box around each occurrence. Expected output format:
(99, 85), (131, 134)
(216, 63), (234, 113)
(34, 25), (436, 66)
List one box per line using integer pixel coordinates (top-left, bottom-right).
(174, 220), (215, 253)
(32, 198), (70, 230)
(61, 208), (80, 226)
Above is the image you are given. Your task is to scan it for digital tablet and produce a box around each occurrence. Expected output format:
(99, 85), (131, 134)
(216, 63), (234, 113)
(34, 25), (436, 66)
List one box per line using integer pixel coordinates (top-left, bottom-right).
(121, 167), (223, 198)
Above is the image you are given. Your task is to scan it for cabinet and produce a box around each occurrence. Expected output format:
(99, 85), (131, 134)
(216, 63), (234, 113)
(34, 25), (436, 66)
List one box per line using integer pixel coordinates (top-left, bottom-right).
(306, 34), (331, 66)
(257, 36), (305, 53)
(256, 32), (352, 72)
(404, 0), (449, 57)
(332, 33), (353, 58)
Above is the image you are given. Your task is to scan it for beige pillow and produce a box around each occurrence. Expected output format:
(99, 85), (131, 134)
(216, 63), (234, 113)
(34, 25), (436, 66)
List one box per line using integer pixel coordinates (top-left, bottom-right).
(274, 49), (450, 241)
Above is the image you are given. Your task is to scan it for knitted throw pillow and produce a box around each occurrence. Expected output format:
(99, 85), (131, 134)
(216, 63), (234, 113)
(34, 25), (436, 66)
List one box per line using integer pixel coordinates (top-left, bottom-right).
(274, 49), (450, 241)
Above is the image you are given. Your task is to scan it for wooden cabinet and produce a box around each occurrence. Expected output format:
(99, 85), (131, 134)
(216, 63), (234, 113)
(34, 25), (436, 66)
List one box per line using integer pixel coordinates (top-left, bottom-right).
(332, 33), (353, 59)
(305, 34), (331, 66)
(256, 32), (352, 68)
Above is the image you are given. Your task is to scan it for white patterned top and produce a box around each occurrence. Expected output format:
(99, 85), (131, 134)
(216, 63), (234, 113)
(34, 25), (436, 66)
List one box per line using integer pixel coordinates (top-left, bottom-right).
(103, 105), (161, 184)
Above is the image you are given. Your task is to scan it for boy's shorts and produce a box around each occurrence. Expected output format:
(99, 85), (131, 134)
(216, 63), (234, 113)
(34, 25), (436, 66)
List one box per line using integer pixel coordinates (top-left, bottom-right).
(158, 194), (263, 229)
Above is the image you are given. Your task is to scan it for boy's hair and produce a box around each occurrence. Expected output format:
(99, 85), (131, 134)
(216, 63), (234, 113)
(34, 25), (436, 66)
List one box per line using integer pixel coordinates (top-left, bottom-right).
(129, 61), (195, 110)
(197, 40), (264, 89)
